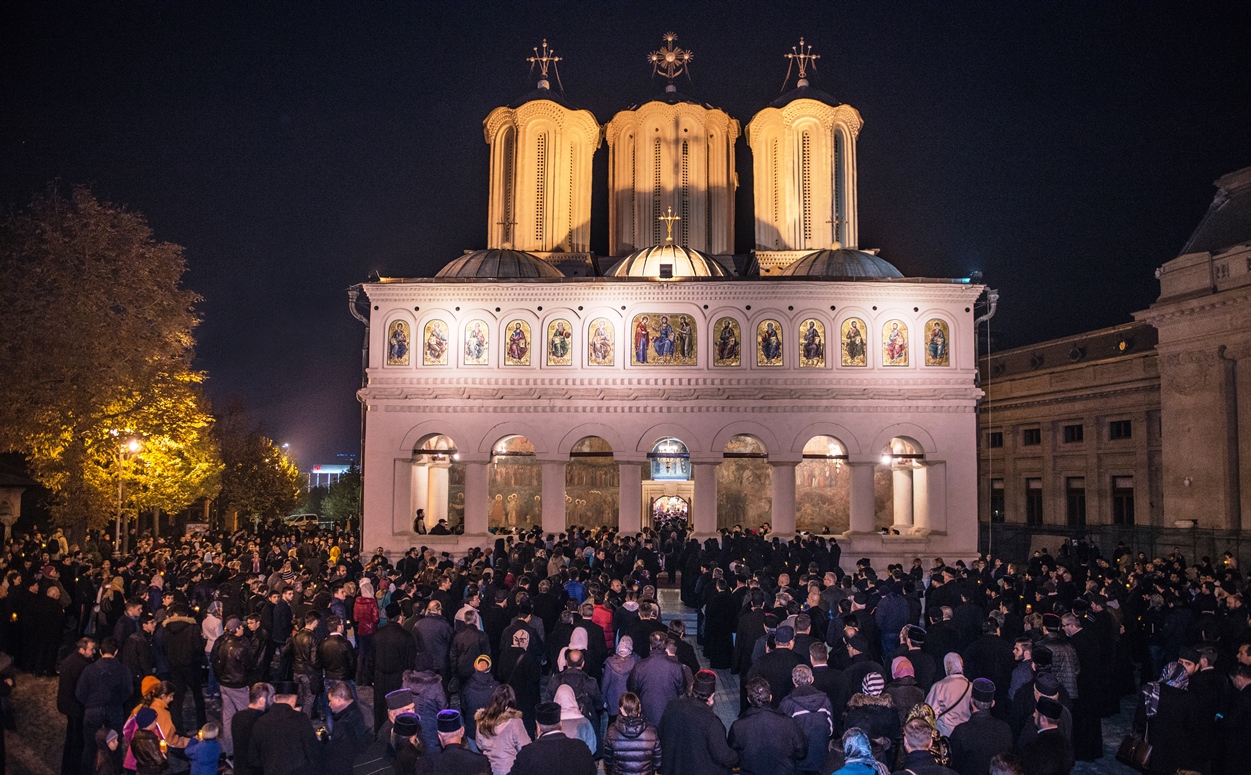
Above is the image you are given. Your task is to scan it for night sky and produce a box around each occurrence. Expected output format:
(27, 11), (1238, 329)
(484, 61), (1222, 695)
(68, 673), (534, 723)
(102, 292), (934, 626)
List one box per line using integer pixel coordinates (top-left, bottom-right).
(2, 2), (1248, 466)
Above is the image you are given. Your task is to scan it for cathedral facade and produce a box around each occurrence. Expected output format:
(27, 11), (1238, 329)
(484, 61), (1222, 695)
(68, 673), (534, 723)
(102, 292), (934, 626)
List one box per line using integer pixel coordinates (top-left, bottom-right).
(354, 36), (984, 562)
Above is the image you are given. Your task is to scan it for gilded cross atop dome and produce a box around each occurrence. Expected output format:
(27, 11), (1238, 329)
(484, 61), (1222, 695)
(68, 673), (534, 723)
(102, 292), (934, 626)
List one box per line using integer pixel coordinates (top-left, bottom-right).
(658, 206), (680, 242)
(648, 32), (693, 85)
(783, 37), (820, 89)
(526, 39), (563, 91)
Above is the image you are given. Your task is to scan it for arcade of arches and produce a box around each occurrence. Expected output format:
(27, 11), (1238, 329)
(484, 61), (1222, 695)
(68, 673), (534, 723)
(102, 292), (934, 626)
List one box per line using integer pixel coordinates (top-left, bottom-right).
(404, 431), (933, 537)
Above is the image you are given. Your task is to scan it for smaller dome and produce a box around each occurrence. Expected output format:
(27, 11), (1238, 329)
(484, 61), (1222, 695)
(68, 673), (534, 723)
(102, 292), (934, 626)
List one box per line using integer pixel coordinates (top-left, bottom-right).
(436, 248), (564, 279)
(605, 242), (728, 278)
(780, 248), (903, 279)
(770, 84), (840, 109)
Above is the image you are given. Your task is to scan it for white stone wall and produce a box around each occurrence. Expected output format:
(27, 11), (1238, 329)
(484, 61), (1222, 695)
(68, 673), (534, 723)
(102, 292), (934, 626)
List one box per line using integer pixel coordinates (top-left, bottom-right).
(360, 278), (984, 563)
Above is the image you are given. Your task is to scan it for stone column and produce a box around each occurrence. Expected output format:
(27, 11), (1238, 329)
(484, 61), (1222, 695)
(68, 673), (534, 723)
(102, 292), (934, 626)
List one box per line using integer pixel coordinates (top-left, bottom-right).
(912, 464), (929, 531)
(848, 459), (877, 533)
(617, 460), (644, 535)
(412, 462), (429, 530)
(692, 460), (719, 538)
(892, 467), (914, 529)
(924, 460), (947, 533)
(770, 459), (800, 538)
(540, 460), (567, 536)
(427, 460), (450, 524)
(462, 456), (489, 535)
(393, 459), (414, 534)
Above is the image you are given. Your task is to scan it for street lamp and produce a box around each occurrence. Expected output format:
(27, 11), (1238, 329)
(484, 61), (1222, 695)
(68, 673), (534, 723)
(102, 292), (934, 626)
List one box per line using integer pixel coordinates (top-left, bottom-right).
(112, 431), (142, 555)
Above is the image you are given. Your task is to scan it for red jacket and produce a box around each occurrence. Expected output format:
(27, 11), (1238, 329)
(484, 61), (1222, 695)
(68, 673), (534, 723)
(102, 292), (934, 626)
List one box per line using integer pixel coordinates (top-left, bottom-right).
(353, 596), (379, 636)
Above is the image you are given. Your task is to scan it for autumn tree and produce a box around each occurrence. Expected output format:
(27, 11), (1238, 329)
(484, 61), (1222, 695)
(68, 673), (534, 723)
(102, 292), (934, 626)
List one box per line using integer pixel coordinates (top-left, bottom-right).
(0, 186), (221, 539)
(320, 466), (361, 522)
(217, 431), (304, 523)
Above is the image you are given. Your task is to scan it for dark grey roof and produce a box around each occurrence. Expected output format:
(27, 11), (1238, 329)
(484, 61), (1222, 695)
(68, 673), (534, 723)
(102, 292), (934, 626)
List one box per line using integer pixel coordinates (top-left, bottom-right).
(779, 248), (904, 279)
(1181, 165), (1251, 255)
(770, 84), (840, 109)
(435, 248), (564, 279)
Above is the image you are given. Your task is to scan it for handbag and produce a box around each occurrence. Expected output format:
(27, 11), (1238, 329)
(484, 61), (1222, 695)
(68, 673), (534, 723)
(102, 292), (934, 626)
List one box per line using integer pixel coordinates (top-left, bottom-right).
(1116, 721), (1152, 771)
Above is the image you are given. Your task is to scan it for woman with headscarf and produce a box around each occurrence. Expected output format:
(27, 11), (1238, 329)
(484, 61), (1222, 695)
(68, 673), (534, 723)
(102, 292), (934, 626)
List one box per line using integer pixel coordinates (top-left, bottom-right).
(602, 635), (639, 726)
(843, 672), (899, 768)
(475, 684), (531, 775)
(831, 727), (891, 775)
(555, 683), (597, 755)
(1135, 661), (1200, 775)
(497, 629), (541, 734)
(925, 653), (973, 737)
(557, 627), (589, 673)
(884, 657), (926, 724)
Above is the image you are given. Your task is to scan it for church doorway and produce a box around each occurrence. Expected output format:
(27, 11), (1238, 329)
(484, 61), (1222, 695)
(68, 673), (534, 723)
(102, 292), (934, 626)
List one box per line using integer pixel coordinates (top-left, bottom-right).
(650, 495), (689, 533)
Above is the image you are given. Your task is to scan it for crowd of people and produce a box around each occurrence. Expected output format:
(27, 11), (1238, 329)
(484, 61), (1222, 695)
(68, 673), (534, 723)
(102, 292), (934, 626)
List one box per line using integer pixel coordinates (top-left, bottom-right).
(1, 523), (1250, 775)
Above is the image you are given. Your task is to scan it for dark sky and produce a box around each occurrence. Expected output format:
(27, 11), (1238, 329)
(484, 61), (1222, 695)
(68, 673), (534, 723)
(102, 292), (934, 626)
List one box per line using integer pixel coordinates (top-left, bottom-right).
(2, 2), (1248, 466)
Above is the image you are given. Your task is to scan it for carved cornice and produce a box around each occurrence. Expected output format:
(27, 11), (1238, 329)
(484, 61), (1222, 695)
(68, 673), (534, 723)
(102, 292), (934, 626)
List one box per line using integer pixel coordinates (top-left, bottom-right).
(364, 396), (978, 415)
(605, 102), (742, 146)
(979, 382), (1159, 413)
(1135, 287), (1251, 325)
(484, 102), (602, 146)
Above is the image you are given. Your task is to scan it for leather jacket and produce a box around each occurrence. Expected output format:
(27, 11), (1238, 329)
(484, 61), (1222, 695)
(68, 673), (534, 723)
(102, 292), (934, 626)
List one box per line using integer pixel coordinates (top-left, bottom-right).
(291, 628), (322, 677)
(211, 632), (254, 689)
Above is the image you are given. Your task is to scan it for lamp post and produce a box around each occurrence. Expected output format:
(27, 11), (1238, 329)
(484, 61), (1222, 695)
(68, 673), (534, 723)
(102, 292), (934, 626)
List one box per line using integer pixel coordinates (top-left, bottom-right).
(114, 434), (141, 555)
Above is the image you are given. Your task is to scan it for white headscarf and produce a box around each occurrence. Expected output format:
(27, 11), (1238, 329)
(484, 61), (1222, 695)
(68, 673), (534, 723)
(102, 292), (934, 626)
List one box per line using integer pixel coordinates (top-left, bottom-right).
(554, 684), (583, 721)
(557, 627), (590, 672)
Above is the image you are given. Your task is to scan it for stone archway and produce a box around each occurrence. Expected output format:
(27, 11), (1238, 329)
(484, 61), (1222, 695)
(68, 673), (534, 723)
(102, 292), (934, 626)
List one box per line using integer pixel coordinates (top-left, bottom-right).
(411, 434), (462, 533)
(796, 435), (851, 534)
(488, 435), (542, 531)
(879, 436), (926, 533)
(566, 436), (618, 530)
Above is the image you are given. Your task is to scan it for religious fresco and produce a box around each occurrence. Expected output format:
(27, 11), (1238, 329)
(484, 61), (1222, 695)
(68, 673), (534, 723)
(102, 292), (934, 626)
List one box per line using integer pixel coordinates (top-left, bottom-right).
(799, 318), (826, 368)
(717, 435), (771, 530)
(713, 318), (741, 366)
(588, 318), (615, 366)
(565, 436), (619, 530)
(423, 320), (449, 365)
(387, 320), (410, 366)
(447, 463), (465, 529)
(631, 313), (697, 366)
(547, 319), (573, 366)
(488, 436), (541, 530)
(924, 319), (950, 366)
(504, 320), (531, 366)
(882, 319), (909, 366)
(757, 319), (784, 366)
(797, 435), (851, 533)
(840, 318), (867, 366)
(463, 319), (489, 365)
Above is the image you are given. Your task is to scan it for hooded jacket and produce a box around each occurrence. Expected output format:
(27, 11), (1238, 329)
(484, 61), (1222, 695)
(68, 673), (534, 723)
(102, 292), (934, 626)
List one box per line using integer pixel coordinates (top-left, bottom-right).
(778, 684), (834, 773)
(159, 615), (204, 669)
(925, 654), (973, 737)
(602, 649), (640, 714)
(474, 709), (530, 775)
(603, 715), (663, 775)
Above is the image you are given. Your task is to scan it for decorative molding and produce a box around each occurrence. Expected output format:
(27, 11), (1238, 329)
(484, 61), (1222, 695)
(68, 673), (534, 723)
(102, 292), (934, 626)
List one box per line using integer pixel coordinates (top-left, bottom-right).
(371, 400), (977, 415)
(1161, 349), (1221, 396)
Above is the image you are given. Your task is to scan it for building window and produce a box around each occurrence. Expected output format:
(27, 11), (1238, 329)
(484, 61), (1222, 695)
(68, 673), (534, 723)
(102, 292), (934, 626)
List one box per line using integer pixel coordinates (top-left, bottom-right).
(988, 431), (1003, 449)
(1066, 477), (1086, 528)
(1025, 478), (1043, 526)
(1110, 419), (1132, 440)
(1063, 424), (1084, 443)
(1113, 476), (1135, 525)
(990, 479), (1005, 524)
(1022, 428), (1041, 446)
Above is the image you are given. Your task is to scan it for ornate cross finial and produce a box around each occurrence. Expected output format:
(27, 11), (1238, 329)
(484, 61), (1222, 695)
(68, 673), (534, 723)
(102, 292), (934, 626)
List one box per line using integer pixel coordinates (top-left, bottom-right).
(658, 206), (680, 242)
(497, 218), (518, 247)
(526, 39), (564, 92)
(648, 32), (693, 85)
(826, 212), (843, 248)
(783, 37), (820, 90)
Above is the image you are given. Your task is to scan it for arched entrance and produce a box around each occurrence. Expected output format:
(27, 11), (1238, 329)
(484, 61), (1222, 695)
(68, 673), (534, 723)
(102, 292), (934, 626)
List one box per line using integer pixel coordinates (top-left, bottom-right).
(412, 434), (463, 533)
(797, 435), (850, 533)
(642, 437), (692, 530)
(879, 437), (925, 533)
(718, 435), (771, 531)
(651, 495), (689, 532)
(489, 435), (542, 531)
(566, 436), (618, 529)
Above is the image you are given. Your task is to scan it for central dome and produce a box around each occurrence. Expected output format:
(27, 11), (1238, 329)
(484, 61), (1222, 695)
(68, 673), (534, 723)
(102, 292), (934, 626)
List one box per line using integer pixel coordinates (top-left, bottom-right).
(780, 247), (903, 279)
(436, 248), (564, 279)
(605, 243), (728, 278)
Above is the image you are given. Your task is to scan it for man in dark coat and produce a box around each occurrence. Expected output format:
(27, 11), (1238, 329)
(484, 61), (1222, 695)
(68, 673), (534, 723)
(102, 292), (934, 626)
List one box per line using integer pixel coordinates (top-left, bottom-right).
(75, 636), (132, 774)
(371, 604), (416, 732)
(960, 619), (1016, 716)
(777, 665), (833, 775)
(324, 681), (371, 775)
(733, 591), (768, 675)
(894, 716), (960, 775)
(948, 679), (1013, 775)
(808, 642), (849, 733)
(629, 633), (688, 726)
(508, 701), (596, 775)
(1020, 697), (1073, 775)
(744, 625), (804, 710)
(729, 677), (807, 775)
(450, 610), (492, 687)
(120, 612), (156, 700)
(413, 599), (454, 676)
(658, 670), (738, 775)
(888, 625), (938, 691)
(1221, 663), (1251, 767)
(703, 580), (737, 669)
(230, 683), (272, 775)
(58, 637), (95, 775)
(247, 681), (321, 775)
(1061, 613), (1102, 760)
(158, 605), (207, 728)
(429, 709), (491, 775)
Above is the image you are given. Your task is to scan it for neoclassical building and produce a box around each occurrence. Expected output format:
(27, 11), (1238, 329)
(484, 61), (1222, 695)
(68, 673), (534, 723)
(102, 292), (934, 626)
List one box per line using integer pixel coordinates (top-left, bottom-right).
(354, 36), (985, 562)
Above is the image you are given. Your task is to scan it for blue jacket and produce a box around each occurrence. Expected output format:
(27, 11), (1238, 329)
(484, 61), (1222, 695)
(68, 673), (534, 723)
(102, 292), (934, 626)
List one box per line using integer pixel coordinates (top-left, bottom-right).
(184, 737), (222, 775)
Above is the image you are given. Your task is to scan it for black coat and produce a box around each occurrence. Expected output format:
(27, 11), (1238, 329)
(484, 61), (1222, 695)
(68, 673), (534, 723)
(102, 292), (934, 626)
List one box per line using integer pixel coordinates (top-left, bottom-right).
(247, 702), (321, 775)
(507, 731), (596, 775)
(603, 716), (663, 775)
(460, 670), (499, 741)
(57, 650), (93, 718)
(745, 648), (803, 708)
(1221, 683), (1251, 766)
(321, 633), (357, 680)
(703, 592), (736, 669)
(450, 626), (492, 680)
(373, 621), (418, 730)
(231, 708), (266, 775)
(326, 701), (371, 775)
(1139, 684), (1200, 775)
(887, 646), (937, 692)
(658, 697), (738, 775)
(947, 710), (1013, 775)
(727, 706), (807, 775)
(891, 748), (960, 775)
(1019, 728), (1073, 775)
(430, 745), (491, 775)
